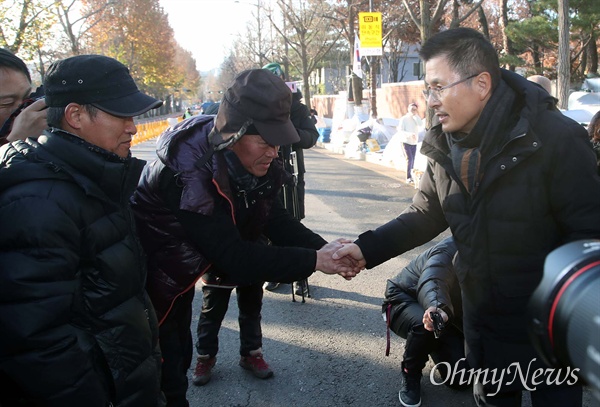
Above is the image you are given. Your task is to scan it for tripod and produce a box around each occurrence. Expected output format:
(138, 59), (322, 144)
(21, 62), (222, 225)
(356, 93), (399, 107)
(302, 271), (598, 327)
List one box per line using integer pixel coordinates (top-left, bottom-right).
(280, 147), (310, 303)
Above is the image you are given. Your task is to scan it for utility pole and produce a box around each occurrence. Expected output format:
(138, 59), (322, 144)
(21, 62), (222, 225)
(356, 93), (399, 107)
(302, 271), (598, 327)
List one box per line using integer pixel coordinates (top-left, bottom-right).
(257, 0), (264, 66)
(369, 0), (378, 118)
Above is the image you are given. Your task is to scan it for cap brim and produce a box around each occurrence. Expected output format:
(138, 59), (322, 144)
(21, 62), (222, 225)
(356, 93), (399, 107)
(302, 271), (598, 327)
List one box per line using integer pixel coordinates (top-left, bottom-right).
(92, 91), (163, 117)
(254, 119), (299, 146)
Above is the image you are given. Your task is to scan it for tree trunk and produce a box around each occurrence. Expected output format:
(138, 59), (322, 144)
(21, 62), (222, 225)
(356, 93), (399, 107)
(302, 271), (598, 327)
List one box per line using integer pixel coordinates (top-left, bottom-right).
(349, 5), (363, 106)
(477, 5), (489, 39)
(370, 57), (378, 118)
(557, 0), (570, 109)
(588, 29), (598, 75)
(500, 0), (515, 71)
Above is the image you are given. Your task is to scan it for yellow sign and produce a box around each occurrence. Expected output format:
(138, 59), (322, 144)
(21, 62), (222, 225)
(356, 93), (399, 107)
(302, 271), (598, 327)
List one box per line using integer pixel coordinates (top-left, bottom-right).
(358, 12), (382, 56)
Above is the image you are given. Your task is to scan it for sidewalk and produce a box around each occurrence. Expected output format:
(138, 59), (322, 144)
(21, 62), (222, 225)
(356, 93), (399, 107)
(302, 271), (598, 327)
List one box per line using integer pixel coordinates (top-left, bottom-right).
(315, 140), (410, 184)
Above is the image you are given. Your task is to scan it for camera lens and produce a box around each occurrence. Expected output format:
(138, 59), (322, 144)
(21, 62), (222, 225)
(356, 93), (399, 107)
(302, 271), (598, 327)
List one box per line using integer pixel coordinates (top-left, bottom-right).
(528, 240), (600, 392)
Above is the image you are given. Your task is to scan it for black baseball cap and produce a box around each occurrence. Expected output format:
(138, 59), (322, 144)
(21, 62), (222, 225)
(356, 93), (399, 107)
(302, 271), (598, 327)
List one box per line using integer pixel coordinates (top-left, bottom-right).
(215, 69), (299, 146)
(44, 55), (162, 116)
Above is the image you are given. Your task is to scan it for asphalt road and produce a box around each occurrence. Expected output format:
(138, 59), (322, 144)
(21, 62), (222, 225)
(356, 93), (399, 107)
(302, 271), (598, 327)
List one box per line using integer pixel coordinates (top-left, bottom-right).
(131, 142), (599, 407)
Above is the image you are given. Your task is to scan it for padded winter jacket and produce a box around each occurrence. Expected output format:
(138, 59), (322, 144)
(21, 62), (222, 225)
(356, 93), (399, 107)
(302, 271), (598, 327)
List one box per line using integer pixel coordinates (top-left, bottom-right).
(0, 130), (163, 407)
(131, 116), (326, 323)
(383, 237), (460, 324)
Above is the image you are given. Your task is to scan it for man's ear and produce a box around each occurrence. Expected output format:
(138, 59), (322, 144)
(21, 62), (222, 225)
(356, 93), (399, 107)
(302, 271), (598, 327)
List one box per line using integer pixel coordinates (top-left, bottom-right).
(475, 72), (493, 101)
(63, 103), (84, 130)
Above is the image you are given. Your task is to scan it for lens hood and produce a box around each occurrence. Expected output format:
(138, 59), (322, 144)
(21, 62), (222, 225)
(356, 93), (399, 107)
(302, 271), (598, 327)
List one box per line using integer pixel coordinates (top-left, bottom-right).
(528, 239), (600, 391)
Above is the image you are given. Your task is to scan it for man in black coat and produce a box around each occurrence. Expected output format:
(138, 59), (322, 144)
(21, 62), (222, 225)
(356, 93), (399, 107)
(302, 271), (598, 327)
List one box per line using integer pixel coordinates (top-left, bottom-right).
(0, 55), (164, 406)
(130, 69), (359, 406)
(335, 28), (600, 407)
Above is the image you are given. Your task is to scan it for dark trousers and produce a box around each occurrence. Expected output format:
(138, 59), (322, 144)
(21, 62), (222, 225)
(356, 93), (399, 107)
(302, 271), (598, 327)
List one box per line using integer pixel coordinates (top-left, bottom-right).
(403, 143), (417, 180)
(473, 381), (582, 407)
(159, 289), (194, 407)
(196, 282), (264, 357)
(389, 299), (467, 384)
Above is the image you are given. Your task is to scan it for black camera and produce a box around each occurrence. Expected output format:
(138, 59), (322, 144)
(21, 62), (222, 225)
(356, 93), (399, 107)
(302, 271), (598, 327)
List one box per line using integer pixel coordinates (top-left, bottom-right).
(430, 310), (445, 339)
(527, 239), (600, 396)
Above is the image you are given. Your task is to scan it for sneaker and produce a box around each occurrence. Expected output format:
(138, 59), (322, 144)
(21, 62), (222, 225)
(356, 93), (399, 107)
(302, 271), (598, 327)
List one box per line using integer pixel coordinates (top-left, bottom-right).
(399, 370), (421, 407)
(239, 352), (274, 379)
(192, 355), (216, 386)
(294, 279), (309, 296)
(263, 282), (280, 291)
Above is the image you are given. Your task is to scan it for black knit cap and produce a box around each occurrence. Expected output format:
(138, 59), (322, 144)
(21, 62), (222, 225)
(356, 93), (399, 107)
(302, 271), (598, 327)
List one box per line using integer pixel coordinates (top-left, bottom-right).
(44, 55), (162, 116)
(215, 69), (299, 146)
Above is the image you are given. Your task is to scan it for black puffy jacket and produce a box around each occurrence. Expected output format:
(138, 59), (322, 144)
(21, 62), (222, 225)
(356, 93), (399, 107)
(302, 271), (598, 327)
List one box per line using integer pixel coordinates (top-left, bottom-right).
(0, 130), (163, 407)
(383, 237), (460, 325)
(131, 116), (326, 323)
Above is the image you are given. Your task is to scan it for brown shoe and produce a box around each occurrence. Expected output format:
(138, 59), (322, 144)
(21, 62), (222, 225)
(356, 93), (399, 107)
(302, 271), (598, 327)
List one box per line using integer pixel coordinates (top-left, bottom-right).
(239, 351), (273, 379)
(192, 355), (216, 386)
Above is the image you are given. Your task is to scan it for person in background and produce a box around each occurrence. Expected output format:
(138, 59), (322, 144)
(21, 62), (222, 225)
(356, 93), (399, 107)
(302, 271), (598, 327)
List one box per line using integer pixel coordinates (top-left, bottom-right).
(384, 237), (468, 407)
(0, 48), (47, 145)
(309, 108), (319, 125)
(588, 110), (600, 174)
(262, 62), (320, 296)
(0, 54), (164, 406)
(526, 74), (553, 96)
(396, 103), (423, 184)
(130, 69), (359, 407)
(334, 27), (600, 407)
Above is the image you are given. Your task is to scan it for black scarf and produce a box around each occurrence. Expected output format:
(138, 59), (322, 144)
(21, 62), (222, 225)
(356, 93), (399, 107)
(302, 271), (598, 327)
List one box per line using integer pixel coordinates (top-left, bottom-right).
(224, 149), (259, 191)
(447, 80), (516, 194)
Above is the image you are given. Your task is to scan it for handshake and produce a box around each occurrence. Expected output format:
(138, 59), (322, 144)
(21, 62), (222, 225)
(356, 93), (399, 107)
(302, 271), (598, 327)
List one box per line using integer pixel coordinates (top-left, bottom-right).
(315, 240), (366, 280)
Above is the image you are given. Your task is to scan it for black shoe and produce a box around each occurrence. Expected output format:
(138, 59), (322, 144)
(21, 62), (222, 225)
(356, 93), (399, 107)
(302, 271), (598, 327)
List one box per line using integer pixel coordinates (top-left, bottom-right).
(293, 279), (309, 296)
(399, 370), (421, 407)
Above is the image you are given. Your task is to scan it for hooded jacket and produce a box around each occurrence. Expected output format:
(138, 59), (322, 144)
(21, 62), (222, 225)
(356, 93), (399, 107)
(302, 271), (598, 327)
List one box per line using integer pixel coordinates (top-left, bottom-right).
(356, 70), (600, 388)
(0, 130), (163, 407)
(287, 90), (319, 175)
(131, 115), (326, 324)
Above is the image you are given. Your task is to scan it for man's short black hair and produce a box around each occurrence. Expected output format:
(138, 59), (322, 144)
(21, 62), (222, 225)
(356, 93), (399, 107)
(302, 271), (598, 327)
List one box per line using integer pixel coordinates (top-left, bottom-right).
(0, 48), (31, 83)
(419, 28), (501, 89)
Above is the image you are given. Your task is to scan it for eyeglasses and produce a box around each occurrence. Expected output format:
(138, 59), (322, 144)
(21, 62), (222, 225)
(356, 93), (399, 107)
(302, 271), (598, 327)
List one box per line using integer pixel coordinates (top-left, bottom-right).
(422, 73), (481, 100)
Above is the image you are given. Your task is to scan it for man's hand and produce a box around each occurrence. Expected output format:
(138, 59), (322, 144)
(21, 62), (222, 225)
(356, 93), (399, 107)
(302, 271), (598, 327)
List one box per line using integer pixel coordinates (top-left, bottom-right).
(7, 98), (48, 142)
(316, 239), (363, 279)
(422, 306), (448, 332)
(332, 242), (366, 269)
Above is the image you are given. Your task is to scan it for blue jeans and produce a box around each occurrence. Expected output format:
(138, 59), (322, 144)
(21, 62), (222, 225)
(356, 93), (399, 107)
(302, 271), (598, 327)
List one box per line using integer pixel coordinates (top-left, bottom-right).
(403, 143), (417, 180)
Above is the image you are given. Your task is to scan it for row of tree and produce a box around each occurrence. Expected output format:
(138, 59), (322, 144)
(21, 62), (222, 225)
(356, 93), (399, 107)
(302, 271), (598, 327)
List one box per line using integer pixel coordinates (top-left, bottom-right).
(219, 0), (599, 110)
(2, 0), (599, 113)
(1, 0), (200, 115)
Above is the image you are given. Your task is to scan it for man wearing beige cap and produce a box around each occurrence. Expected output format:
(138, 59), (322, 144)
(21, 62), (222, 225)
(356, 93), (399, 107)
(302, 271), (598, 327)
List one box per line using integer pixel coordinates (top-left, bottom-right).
(0, 55), (164, 406)
(131, 69), (360, 406)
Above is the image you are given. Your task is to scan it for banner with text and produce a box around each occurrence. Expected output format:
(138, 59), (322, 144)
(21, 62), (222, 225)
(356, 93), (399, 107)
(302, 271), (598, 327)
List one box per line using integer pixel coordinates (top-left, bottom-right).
(358, 12), (382, 56)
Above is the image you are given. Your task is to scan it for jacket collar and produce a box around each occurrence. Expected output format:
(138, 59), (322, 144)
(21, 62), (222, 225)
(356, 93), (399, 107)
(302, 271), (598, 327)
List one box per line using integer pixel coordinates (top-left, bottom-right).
(35, 129), (145, 203)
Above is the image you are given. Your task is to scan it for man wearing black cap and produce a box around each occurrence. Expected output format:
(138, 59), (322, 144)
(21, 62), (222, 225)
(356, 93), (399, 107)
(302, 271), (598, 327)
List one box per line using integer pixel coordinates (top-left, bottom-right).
(131, 69), (360, 406)
(0, 54), (164, 406)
